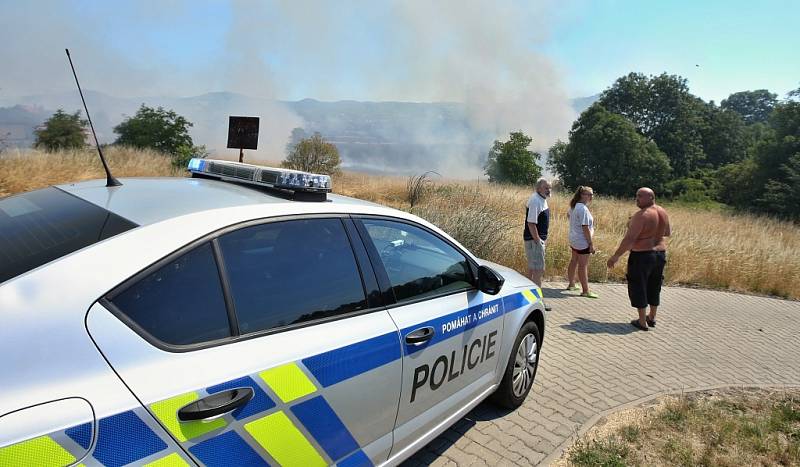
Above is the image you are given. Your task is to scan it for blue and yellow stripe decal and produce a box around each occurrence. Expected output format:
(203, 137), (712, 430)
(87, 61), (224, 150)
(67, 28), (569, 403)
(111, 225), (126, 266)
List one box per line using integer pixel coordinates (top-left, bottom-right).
(399, 295), (505, 356)
(302, 332), (401, 387)
(304, 287), (542, 387)
(0, 287), (541, 467)
(0, 408), (192, 467)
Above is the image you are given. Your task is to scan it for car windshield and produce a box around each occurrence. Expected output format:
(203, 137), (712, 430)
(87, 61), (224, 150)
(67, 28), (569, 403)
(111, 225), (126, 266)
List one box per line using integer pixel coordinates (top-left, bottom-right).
(0, 187), (138, 284)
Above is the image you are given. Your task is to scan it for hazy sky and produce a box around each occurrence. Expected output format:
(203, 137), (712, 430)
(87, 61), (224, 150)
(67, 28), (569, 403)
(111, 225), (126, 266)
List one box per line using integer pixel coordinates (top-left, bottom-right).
(1, 0), (797, 103)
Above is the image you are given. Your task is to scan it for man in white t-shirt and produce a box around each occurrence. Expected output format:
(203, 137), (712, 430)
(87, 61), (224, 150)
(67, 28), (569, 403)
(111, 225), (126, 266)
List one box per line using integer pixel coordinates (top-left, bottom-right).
(524, 178), (551, 289)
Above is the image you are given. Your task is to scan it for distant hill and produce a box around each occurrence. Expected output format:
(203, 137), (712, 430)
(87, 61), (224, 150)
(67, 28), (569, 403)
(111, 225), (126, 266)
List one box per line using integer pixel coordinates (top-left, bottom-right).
(0, 105), (51, 147)
(0, 91), (598, 175)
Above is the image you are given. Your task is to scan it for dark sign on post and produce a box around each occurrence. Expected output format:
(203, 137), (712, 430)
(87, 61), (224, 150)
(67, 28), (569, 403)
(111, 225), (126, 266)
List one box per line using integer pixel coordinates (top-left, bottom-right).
(227, 116), (259, 162)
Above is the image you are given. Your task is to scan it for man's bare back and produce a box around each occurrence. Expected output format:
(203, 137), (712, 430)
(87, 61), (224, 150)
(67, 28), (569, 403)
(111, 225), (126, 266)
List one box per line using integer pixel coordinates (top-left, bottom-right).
(631, 206), (660, 251)
(653, 205), (670, 251)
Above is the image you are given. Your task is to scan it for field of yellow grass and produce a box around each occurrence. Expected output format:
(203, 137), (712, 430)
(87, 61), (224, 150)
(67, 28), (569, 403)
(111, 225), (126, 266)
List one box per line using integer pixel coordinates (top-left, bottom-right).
(2, 147), (799, 300)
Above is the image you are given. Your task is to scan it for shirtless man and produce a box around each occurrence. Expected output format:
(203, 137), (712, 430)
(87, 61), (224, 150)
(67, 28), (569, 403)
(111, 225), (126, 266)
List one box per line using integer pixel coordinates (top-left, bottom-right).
(607, 187), (671, 331)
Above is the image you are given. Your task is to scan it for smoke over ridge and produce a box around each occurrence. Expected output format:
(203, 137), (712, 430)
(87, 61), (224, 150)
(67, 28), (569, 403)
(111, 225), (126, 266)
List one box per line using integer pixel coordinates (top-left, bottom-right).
(1, 0), (575, 177)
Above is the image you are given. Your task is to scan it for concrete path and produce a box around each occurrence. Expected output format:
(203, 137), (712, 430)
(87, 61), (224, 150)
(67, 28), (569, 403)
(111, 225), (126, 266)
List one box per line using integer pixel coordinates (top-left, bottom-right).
(403, 283), (800, 466)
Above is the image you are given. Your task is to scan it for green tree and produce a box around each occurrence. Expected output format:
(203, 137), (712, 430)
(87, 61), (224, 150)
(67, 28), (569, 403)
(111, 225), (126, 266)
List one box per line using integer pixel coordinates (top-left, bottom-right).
(716, 159), (760, 207)
(599, 72), (705, 177)
(484, 131), (542, 185)
(34, 109), (88, 151)
(699, 106), (748, 167)
(742, 122), (774, 158)
(599, 72), (688, 137)
(753, 98), (800, 217)
(113, 104), (193, 155)
(548, 104), (672, 197)
(759, 154), (800, 218)
(721, 90), (778, 125)
(281, 132), (341, 175)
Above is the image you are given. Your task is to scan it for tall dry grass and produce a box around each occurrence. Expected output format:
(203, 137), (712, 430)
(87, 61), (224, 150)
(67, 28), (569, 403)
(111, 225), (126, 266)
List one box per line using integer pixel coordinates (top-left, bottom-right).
(3, 148), (799, 299)
(0, 147), (184, 197)
(336, 171), (800, 300)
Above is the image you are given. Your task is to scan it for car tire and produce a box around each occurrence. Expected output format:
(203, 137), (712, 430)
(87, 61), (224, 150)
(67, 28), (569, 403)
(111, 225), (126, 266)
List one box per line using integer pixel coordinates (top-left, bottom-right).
(491, 320), (540, 408)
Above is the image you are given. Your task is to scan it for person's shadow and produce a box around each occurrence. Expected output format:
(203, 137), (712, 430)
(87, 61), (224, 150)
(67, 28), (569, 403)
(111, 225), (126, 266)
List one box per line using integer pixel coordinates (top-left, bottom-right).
(561, 317), (638, 335)
(542, 286), (578, 302)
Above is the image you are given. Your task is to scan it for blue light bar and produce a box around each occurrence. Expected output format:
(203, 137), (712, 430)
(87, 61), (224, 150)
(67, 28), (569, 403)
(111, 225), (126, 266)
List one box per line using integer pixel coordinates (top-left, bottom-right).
(187, 158), (206, 171)
(187, 158), (332, 195)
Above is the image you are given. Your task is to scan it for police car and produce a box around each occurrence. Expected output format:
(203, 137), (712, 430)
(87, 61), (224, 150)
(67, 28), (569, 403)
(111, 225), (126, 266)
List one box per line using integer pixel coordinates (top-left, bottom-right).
(0, 159), (547, 467)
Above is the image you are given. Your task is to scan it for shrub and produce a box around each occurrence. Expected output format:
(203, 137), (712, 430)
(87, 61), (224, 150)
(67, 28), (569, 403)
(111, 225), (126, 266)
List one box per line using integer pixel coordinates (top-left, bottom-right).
(406, 171), (439, 208)
(281, 132), (341, 175)
(173, 144), (210, 169)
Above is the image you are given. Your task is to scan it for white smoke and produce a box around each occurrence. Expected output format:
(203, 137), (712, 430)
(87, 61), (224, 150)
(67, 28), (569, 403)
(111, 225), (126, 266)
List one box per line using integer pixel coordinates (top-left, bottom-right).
(260, 0), (576, 176)
(1, 0), (575, 175)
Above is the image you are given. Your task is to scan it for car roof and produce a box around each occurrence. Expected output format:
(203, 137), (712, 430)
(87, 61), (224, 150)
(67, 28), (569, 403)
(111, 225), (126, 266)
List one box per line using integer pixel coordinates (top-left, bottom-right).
(57, 177), (383, 225)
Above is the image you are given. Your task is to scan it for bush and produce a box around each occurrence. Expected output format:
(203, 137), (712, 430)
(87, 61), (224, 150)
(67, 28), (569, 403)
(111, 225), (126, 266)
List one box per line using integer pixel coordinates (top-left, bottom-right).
(665, 175), (719, 203)
(717, 159), (760, 207)
(281, 132), (341, 175)
(173, 144), (210, 169)
(406, 171), (439, 207)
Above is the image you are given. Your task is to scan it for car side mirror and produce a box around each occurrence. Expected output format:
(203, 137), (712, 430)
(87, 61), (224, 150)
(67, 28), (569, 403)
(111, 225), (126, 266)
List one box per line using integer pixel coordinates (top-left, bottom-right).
(477, 265), (504, 295)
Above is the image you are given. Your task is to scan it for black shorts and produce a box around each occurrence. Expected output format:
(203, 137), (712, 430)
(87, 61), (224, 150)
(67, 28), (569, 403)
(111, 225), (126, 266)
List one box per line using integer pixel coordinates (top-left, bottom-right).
(571, 246), (591, 255)
(626, 251), (666, 308)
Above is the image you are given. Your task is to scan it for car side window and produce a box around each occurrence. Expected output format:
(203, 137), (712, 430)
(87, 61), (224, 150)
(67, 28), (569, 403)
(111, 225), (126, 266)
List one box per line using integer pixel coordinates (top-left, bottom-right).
(360, 219), (473, 303)
(217, 218), (368, 334)
(109, 242), (231, 346)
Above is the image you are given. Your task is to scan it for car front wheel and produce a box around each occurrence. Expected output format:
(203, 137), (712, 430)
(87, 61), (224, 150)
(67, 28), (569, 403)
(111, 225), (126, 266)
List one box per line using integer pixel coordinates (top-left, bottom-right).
(491, 320), (540, 408)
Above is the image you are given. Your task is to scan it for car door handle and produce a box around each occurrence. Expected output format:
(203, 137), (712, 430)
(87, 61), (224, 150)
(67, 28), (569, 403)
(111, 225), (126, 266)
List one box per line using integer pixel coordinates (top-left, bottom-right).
(177, 387), (254, 422)
(405, 326), (435, 345)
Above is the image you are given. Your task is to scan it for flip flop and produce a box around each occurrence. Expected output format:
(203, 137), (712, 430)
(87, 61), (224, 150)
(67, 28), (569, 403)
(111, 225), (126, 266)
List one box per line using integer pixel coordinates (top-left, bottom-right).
(580, 292), (599, 299)
(646, 318), (656, 327)
(566, 284), (580, 291)
(630, 319), (649, 331)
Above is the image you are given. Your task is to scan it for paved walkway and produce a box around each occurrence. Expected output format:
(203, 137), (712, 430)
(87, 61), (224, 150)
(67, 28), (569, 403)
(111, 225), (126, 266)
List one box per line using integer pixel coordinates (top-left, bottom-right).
(403, 283), (800, 466)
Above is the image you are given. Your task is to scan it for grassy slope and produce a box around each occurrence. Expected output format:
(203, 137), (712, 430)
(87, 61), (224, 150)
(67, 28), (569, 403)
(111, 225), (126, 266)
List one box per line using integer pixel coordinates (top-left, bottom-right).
(2, 148), (799, 300)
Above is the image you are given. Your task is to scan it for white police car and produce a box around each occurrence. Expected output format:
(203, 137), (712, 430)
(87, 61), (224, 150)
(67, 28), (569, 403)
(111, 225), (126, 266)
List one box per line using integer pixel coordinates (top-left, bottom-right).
(0, 159), (546, 467)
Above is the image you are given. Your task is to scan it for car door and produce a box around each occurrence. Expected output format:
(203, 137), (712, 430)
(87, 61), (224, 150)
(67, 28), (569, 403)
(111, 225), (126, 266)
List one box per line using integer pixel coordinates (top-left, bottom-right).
(353, 217), (505, 458)
(87, 216), (402, 467)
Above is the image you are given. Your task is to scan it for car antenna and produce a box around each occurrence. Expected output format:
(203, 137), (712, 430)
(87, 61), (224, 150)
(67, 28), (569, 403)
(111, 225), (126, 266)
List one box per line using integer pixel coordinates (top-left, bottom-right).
(65, 48), (121, 187)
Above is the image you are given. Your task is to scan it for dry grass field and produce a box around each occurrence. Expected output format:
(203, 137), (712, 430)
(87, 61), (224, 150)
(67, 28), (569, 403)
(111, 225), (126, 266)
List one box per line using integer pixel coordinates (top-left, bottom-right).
(0, 147), (184, 197)
(3, 148), (799, 300)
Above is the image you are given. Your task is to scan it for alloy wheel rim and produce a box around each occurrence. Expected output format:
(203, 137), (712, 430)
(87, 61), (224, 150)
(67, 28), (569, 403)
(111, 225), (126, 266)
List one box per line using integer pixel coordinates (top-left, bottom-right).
(511, 333), (538, 398)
